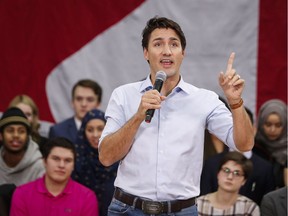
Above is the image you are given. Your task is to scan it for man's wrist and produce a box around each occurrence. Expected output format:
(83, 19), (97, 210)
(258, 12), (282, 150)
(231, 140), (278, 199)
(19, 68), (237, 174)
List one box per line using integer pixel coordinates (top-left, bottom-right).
(229, 98), (244, 110)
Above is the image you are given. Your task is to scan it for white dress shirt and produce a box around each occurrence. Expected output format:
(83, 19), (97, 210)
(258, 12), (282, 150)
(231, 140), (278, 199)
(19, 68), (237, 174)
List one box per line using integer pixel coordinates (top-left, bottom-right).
(100, 75), (237, 201)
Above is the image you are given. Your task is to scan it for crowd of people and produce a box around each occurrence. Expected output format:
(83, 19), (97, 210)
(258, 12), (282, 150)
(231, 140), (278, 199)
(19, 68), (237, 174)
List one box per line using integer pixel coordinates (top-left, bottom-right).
(0, 16), (287, 216)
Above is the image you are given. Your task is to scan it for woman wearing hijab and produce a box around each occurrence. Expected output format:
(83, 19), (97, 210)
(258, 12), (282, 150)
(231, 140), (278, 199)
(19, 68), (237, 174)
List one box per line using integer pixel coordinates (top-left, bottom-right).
(72, 109), (118, 216)
(253, 99), (287, 188)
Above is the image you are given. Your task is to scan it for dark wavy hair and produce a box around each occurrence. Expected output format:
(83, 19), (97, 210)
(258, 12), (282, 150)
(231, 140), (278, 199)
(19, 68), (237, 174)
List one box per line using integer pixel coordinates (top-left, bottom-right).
(141, 16), (186, 51)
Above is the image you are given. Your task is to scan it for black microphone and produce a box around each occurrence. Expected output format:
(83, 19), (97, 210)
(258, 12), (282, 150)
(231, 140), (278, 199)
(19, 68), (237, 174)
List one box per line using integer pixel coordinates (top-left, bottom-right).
(145, 71), (167, 123)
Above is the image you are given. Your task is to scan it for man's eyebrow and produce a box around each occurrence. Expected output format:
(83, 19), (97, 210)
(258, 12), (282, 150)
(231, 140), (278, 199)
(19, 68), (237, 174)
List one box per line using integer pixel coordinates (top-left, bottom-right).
(152, 36), (180, 41)
(50, 154), (73, 160)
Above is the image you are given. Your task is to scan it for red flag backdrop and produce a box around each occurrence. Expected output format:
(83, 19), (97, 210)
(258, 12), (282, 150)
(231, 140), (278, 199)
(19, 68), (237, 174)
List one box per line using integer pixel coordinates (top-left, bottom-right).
(0, 0), (286, 132)
(257, 0), (287, 112)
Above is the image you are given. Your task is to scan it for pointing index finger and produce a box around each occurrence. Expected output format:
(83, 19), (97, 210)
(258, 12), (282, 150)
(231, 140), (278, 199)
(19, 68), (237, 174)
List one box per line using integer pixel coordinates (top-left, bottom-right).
(226, 52), (235, 74)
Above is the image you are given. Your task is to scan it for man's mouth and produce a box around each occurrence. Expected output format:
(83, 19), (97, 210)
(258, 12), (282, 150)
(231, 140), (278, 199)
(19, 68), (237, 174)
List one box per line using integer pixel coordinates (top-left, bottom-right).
(11, 141), (21, 147)
(160, 59), (173, 65)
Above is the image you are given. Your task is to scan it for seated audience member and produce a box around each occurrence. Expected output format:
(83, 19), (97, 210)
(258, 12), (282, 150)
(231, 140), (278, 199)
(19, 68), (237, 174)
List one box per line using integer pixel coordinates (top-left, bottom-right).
(200, 149), (275, 205)
(9, 94), (48, 154)
(72, 109), (118, 216)
(0, 184), (16, 216)
(260, 186), (287, 216)
(49, 79), (102, 143)
(197, 151), (260, 216)
(0, 107), (45, 186)
(10, 137), (99, 216)
(201, 106), (274, 205)
(253, 99), (287, 188)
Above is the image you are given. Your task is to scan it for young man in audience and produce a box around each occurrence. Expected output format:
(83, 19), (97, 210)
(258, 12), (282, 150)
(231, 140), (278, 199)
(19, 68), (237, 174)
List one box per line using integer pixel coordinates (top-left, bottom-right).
(10, 137), (99, 216)
(0, 107), (45, 186)
(49, 79), (102, 143)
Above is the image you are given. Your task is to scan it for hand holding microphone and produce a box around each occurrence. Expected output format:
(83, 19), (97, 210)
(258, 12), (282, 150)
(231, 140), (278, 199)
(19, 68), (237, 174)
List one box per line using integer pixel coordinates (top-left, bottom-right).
(145, 71), (167, 123)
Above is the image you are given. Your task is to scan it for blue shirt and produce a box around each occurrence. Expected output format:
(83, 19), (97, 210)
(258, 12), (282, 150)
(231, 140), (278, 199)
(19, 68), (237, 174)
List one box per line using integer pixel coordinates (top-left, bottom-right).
(100, 75), (237, 200)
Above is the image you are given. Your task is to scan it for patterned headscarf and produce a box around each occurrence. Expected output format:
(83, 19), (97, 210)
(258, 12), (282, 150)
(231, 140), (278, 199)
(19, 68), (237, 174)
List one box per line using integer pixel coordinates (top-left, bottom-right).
(72, 109), (118, 198)
(255, 99), (287, 165)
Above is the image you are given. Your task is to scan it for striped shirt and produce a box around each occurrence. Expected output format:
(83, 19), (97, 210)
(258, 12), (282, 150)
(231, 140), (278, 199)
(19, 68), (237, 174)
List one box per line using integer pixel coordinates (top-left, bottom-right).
(197, 194), (260, 216)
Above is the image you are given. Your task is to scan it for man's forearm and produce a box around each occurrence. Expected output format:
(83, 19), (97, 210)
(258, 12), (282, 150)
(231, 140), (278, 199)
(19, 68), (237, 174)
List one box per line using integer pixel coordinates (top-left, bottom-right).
(99, 113), (144, 166)
(231, 106), (254, 151)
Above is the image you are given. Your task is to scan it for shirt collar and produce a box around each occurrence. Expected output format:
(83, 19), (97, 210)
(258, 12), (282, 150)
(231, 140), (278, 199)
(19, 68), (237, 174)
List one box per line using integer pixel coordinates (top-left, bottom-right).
(139, 74), (194, 95)
(139, 74), (153, 93)
(37, 175), (73, 196)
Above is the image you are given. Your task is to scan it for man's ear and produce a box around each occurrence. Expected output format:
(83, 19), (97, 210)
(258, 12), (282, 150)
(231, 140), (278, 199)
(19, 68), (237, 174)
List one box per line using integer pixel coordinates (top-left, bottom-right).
(42, 158), (47, 168)
(96, 102), (101, 109)
(143, 48), (149, 61)
(71, 99), (75, 109)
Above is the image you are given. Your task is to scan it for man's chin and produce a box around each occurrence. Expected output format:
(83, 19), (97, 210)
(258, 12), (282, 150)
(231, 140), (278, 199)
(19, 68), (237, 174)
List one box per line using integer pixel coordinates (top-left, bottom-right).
(4, 146), (26, 154)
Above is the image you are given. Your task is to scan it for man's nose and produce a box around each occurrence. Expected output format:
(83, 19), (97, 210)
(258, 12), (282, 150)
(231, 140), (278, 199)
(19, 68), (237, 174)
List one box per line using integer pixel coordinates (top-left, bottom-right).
(12, 131), (20, 137)
(162, 44), (172, 55)
(59, 160), (65, 167)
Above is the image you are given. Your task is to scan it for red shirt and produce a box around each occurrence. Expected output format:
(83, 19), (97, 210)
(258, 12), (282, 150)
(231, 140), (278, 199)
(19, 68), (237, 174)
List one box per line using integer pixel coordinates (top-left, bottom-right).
(10, 176), (99, 216)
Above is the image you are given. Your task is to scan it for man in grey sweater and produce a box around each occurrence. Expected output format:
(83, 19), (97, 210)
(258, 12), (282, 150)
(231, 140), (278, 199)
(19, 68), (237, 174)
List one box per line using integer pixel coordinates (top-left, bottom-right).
(0, 107), (45, 186)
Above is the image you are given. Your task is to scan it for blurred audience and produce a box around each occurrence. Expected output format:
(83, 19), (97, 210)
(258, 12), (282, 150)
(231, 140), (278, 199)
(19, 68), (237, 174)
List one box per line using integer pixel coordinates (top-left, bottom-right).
(253, 99), (287, 188)
(200, 148), (275, 205)
(260, 186), (287, 216)
(201, 106), (275, 205)
(10, 137), (99, 216)
(0, 184), (16, 216)
(72, 109), (118, 216)
(197, 151), (260, 216)
(0, 107), (45, 186)
(9, 94), (48, 154)
(49, 79), (102, 143)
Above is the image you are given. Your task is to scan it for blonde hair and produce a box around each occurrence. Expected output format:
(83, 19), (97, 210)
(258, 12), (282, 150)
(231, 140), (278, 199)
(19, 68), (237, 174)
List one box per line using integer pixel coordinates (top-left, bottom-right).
(9, 95), (40, 137)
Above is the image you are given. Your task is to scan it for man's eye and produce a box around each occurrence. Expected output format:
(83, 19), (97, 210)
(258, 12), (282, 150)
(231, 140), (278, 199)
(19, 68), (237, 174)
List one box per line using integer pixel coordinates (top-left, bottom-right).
(87, 98), (96, 103)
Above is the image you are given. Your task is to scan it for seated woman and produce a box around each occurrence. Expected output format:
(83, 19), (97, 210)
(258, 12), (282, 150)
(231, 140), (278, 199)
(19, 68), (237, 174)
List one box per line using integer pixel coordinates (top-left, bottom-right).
(197, 151), (260, 216)
(253, 99), (287, 188)
(72, 109), (118, 216)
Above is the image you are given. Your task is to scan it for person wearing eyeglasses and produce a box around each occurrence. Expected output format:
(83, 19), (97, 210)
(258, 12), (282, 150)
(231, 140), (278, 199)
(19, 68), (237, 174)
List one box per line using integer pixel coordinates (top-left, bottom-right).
(197, 151), (260, 216)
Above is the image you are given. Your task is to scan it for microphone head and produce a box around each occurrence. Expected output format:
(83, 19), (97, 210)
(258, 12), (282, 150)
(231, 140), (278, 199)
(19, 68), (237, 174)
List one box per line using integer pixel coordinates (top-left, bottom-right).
(155, 71), (167, 82)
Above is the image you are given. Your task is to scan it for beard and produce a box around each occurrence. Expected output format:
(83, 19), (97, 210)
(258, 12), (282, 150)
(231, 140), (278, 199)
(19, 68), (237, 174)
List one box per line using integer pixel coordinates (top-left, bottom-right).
(3, 136), (29, 154)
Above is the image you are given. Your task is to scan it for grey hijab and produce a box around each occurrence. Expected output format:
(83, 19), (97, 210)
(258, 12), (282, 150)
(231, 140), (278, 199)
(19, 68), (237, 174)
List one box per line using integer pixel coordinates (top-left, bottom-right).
(255, 99), (287, 165)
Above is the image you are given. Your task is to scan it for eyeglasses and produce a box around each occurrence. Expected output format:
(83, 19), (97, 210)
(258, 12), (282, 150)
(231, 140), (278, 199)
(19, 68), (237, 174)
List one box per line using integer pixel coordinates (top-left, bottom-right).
(221, 167), (244, 178)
